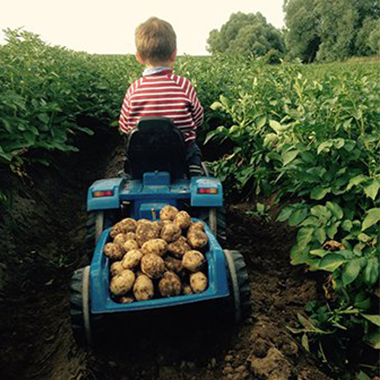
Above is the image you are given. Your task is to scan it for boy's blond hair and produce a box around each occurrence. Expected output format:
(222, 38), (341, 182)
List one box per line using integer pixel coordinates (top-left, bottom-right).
(135, 17), (176, 65)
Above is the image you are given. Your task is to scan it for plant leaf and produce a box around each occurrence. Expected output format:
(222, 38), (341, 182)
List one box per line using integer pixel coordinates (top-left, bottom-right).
(277, 206), (293, 222)
(362, 208), (380, 231)
(302, 333), (310, 352)
(282, 149), (299, 165)
(317, 140), (333, 154)
(363, 330), (380, 349)
(326, 201), (343, 219)
(319, 253), (347, 272)
(364, 179), (380, 201)
(356, 371), (372, 380)
(363, 257), (379, 286)
(346, 174), (367, 190)
(314, 227), (326, 244)
(269, 120), (288, 133)
(297, 227), (314, 247)
(288, 208), (308, 226)
(342, 259), (363, 286)
(362, 314), (380, 327)
(310, 186), (330, 200)
(341, 220), (353, 231)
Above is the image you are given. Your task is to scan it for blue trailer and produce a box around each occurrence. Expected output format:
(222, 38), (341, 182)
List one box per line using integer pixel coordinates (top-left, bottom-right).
(70, 117), (251, 346)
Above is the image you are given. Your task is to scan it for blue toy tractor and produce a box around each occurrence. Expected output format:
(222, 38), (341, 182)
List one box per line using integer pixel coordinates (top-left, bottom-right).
(70, 117), (251, 346)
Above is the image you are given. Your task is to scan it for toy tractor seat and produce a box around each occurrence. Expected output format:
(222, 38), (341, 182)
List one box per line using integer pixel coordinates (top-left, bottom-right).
(125, 117), (188, 179)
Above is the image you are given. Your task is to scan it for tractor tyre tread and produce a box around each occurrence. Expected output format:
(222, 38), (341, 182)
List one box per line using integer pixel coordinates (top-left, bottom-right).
(225, 250), (251, 322)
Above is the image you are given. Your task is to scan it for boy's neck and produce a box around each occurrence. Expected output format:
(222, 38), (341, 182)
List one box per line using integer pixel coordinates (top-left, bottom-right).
(143, 66), (173, 76)
(144, 62), (174, 70)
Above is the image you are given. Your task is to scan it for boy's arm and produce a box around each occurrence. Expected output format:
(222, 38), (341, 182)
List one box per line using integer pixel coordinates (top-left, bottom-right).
(119, 92), (132, 134)
(186, 81), (204, 128)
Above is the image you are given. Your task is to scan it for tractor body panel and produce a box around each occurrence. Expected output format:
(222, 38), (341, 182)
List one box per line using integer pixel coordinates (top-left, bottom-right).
(87, 172), (223, 219)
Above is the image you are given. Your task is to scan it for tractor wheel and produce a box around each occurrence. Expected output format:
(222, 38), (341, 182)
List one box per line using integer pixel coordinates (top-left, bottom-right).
(223, 250), (251, 323)
(70, 266), (92, 345)
(70, 266), (104, 346)
(86, 211), (118, 258)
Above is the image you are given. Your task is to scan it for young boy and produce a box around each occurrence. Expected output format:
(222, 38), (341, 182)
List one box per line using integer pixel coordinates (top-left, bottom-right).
(119, 17), (203, 176)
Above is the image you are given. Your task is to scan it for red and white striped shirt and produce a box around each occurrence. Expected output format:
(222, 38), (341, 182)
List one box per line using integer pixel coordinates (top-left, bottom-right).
(119, 69), (203, 142)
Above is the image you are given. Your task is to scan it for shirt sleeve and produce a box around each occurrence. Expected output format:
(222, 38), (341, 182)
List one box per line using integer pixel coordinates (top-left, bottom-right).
(119, 89), (132, 134)
(185, 80), (204, 128)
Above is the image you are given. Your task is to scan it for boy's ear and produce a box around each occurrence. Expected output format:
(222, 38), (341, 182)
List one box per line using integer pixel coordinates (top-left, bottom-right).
(170, 49), (177, 62)
(135, 52), (144, 64)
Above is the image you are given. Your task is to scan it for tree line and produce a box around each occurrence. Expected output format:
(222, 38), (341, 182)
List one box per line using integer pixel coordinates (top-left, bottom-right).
(206, 0), (380, 62)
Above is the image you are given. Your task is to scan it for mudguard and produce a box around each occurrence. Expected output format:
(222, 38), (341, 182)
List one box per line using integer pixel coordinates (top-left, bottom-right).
(190, 177), (223, 207)
(87, 178), (125, 211)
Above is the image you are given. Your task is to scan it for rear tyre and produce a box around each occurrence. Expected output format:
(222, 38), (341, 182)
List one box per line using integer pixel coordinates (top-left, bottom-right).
(223, 250), (251, 323)
(70, 266), (92, 345)
(70, 266), (104, 347)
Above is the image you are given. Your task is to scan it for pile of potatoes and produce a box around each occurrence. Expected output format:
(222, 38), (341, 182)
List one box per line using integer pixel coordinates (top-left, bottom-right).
(103, 206), (209, 303)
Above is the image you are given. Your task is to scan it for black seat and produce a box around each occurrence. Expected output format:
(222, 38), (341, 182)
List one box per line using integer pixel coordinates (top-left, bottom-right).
(125, 117), (188, 179)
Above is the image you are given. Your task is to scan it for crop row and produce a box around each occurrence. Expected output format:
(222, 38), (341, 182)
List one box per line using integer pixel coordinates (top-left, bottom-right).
(205, 58), (380, 375)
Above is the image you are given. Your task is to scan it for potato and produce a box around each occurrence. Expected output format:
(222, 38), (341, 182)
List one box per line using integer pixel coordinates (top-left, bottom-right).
(110, 261), (124, 276)
(167, 236), (191, 258)
(187, 230), (208, 249)
(161, 222), (182, 243)
(119, 218), (137, 233)
(164, 255), (183, 274)
(110, 224), (124, 239)
(104, 242), (124, 260)
(136, 219), (151, 226)
(123, 239), (139, 253)
(182, 285), (194, 295)
(158, 272), (182, 297)
(153, 221), (163, 234)
(160, 205), (179, 221)
(174, 211), (191, 229)
(141, 239), (168, 256)
(188, 222), (205, 234)
(136, 221), (160, 246)
(190, 272), (208, 293)
(119, 296), (135, 304)
(126, 232), (137, 241)
(141, 253), (165, 279)
(113, 233), (128, 247)
(109, 269), (135, 296)
(133, 274), (154, 301)
(122, 249), (143, 269)
(182, 250), (206, 272)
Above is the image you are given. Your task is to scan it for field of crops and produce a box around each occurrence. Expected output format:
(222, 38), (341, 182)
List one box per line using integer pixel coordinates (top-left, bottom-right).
(0, 30), (379, 379)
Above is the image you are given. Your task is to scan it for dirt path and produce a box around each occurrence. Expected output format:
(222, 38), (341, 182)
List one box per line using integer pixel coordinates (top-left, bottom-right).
(0, 131), (332, 380)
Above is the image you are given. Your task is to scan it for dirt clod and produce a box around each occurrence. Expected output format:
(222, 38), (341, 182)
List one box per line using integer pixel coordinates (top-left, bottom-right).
(249, 347), (292, 379)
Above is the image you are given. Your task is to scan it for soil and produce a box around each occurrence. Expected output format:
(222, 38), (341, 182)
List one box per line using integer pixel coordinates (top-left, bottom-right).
(0, 129), (335, 380)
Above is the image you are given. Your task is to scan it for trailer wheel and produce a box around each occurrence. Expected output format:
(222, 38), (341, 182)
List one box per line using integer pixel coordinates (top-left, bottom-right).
(223, 250), (251, 323)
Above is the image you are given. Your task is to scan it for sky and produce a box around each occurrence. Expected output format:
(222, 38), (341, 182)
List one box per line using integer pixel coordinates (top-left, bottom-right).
(0, 0), (285, 55)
